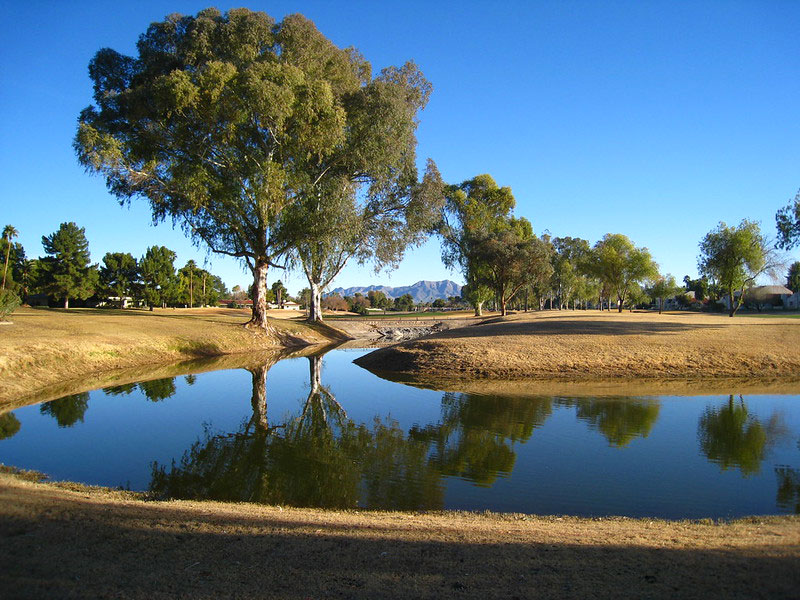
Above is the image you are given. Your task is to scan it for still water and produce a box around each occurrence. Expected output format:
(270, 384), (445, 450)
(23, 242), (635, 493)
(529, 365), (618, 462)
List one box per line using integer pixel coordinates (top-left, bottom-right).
(1, 348), (799, 519)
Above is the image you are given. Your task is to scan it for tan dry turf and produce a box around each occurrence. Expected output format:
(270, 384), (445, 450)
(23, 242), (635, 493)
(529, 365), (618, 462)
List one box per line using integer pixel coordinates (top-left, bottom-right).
(0, 469), (798, 600)
(0, 306), (345, 408)
(355, 310), (800, 382)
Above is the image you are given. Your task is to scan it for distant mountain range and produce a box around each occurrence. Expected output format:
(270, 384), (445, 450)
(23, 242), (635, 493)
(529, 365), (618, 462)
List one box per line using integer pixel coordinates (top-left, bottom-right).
(329, 280), (462, 303)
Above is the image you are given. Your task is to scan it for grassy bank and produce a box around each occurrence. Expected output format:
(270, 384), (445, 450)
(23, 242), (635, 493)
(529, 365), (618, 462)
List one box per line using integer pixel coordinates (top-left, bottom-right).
(356, 310), (800, 382)
(1, 468), (797, 599)
(0, 307), (346, 408)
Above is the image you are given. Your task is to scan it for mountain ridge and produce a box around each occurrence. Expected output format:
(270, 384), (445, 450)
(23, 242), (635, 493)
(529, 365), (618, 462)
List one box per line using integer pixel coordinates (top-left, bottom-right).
(329, 280), (462, 303)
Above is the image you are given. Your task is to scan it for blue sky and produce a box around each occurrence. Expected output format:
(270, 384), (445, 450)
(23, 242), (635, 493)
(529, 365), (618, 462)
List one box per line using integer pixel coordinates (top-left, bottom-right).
(1, 1), (798, 295)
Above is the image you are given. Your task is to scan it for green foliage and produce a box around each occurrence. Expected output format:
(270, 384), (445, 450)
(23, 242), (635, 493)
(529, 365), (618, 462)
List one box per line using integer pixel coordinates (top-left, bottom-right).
(39, 222), (99, 308)
(775, 189), (800, 250)
(297, 287), (312, 309)
(271, 279), (287, 306)
(2, 224), (19, 290)
(99, 252), (138, 304)
(648, 274), (681, 313)
(76, 7), (435, 329)
(0, 288), (21, 321)
(551, 237), (591, 308)
(567, 398), (660, 447)
(698, 220), (772, 317)
(682, 275), (710, 301)
(393, 293), (415, 312)
(139, 246), (178, 309)
(588, 234), (658, 312)
(177, 260), (198, 307)
(138, 378), (177, 402)
(367, 290), (389, 309)
(786, 261), (800, 293)
(698, 396), (772, 476)
(0, 412), (21, 440)
(40, 393), (90, 428)
(467, 220), (554, 315)
(439, 174), (525, 316)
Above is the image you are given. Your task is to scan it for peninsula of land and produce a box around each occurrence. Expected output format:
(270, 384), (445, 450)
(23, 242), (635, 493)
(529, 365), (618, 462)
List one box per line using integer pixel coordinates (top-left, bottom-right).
(355, 310), (800, 383)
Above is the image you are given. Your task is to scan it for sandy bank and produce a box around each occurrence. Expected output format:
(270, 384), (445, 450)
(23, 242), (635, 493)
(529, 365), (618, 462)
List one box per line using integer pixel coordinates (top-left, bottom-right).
(1, 468), (797, 599)
(0, 307), (347, 409)
(355, 310), (800, 382)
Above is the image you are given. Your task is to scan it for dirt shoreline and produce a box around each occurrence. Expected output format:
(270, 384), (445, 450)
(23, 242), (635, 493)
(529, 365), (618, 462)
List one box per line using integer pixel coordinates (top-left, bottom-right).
(1, 468), (798, 599)
(355, 310), (800, 381)
(0, 307), (348, 410)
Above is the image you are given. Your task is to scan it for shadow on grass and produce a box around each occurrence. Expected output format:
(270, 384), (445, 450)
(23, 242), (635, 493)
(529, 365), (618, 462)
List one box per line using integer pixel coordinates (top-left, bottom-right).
(1, 489), (797, 599)
(439, 317), (724, 339)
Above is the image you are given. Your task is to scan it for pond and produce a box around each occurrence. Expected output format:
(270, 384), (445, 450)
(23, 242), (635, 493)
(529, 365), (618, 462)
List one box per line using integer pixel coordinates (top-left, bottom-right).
(1, 348), (799, 520)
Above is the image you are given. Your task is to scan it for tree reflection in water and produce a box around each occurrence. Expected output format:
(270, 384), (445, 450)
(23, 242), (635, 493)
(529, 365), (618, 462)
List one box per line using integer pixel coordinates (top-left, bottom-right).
(698, 395), (785, 476)
(39, 392), (90, 427)
(150, 355), (444, 510)
(0, 412), (21, 440)
(775, 466), (800, 514)
(557, 397), (661, 447)
(411, 393), (553, 487)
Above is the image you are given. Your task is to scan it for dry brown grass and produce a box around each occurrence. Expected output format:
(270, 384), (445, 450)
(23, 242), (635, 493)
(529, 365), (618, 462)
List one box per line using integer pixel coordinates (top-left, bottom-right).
(1, 468), (797, 599)
(0, 307), (345, 408)
(356, 310), (800, 383)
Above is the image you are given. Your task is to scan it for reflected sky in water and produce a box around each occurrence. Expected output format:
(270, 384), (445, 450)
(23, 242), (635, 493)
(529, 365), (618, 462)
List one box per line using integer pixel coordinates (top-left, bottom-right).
(1, 348), (799, 519)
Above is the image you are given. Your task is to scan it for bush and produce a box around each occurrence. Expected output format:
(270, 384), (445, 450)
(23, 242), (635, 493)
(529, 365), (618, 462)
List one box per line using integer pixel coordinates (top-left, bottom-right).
(0, 289), (21, 321)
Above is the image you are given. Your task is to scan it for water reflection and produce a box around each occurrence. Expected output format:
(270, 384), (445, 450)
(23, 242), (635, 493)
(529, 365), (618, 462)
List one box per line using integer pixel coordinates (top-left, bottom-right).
(557, 397), (660, 447)
(150, 355), (444, 510)
(39, 392), (89, 427)
(775, 466), (800, 514)
(138, 378), (177, 403)
(698, 395), (785, 476)
(410, 393), (552, 487)
(10, 350), (800, 517)
(0, 412), (21, 440)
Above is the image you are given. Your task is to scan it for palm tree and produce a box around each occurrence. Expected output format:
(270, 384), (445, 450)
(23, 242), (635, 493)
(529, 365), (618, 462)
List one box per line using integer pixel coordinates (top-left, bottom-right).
(2, 225), (18, 290)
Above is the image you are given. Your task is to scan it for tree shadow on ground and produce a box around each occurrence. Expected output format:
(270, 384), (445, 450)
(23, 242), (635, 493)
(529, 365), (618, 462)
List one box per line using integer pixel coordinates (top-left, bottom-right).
(1, 486), (797, 600)
(440, 317), (723, 339)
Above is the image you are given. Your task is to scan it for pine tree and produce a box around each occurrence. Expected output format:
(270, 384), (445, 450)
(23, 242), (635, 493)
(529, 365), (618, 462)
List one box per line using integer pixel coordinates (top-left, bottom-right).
(40, 222), (98, 308)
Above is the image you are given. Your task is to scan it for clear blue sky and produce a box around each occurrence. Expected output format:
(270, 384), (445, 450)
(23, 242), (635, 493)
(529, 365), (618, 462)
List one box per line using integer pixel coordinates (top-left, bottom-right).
(2, 1), (798, 295)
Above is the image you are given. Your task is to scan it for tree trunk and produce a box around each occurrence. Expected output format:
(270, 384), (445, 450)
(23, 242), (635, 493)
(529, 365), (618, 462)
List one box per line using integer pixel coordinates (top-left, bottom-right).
(474, 300), (483, 317)
(659, 298), (663, 314)
(1, 242), (9, 290)
(728, 290), (739, 317)
(500, 296), (507, 316)
(249, 364), (268, 431)
(307, 281), (323, 322)
(247, 258), (270, 329)
(64, 297), (70, 309)
(309, 354), (322, 395)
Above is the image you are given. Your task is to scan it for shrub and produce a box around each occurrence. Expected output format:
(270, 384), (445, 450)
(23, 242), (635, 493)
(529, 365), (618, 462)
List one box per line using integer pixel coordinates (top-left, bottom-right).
(0, 289), (21, 321)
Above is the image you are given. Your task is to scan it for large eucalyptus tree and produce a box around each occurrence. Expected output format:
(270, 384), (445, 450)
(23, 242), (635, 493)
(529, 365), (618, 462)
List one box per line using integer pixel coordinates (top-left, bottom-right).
(76, 8), (434, 329)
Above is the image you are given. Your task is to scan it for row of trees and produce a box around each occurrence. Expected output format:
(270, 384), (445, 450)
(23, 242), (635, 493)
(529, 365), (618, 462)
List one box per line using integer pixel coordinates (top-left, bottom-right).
(320, 290), (417, 314)
(71, 8), (800, 325)
(438, 173), (664, 316)
(0, 221), (228, 309)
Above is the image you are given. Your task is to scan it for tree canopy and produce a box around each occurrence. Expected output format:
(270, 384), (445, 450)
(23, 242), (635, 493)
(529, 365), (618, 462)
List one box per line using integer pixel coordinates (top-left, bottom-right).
(588, 234), (658, 313)
(39, 222), (98, 309)
(76, 7), (435, 329)
(787, 261), (800, 293)
(139, 246), (178, 310)
(775, 189), (800, 250)
(698, 220), (775, 317)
